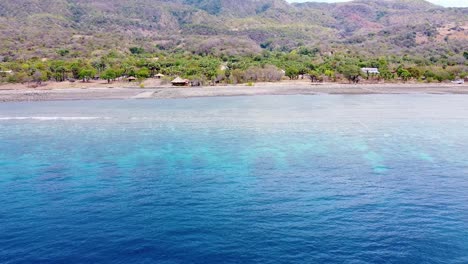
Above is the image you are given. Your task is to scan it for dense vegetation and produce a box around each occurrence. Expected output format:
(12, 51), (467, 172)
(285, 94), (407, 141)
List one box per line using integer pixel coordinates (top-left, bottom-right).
(1, 47), (466, 85)
(0, 0), (466, 85)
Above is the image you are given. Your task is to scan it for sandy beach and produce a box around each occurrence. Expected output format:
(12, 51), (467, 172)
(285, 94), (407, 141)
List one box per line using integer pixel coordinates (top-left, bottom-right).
(0, 82), (467, 102)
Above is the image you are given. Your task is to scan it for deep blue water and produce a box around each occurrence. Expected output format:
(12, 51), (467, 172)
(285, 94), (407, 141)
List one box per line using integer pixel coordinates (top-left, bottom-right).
(1, 95), (468, 264)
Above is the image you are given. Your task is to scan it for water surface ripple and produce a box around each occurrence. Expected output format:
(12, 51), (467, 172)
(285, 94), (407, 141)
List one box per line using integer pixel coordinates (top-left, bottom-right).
(1, 95), (468, 263)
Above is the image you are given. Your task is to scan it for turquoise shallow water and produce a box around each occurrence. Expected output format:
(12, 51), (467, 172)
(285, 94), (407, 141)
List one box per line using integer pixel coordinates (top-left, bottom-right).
(1, 95), (468, 263)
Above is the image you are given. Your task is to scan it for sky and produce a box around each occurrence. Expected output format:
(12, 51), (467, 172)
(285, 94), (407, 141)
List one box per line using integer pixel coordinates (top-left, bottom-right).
(287, 0), (468, 7)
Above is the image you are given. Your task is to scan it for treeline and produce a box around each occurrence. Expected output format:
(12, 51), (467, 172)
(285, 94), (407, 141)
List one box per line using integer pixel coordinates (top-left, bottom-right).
(1, 48), (467, 85)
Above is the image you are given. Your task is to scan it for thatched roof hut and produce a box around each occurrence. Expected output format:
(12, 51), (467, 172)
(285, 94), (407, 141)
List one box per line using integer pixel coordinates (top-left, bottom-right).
(155, 73), (165, 79)
(128, 76), (136, 82)
(171, 77), (189, 86)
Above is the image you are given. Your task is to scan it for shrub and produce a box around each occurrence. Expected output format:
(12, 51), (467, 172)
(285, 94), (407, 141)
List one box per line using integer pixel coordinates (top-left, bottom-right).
(129, 47), (145, 55)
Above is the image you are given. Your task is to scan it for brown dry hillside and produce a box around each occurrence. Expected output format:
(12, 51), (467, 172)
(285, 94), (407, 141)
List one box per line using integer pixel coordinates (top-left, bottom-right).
(0, 0), (466, 60)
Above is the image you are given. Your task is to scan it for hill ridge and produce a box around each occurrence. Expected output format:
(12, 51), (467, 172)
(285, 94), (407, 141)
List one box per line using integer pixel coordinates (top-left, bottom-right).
(0, 0), (466, 60)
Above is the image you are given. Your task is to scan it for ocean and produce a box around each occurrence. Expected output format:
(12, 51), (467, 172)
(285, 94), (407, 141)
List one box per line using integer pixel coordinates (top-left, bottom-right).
(1, 95), (467, 263)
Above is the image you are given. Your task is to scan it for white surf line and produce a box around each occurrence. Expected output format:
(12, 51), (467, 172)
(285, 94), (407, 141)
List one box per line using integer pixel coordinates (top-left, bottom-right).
(0, 117), (106, 120)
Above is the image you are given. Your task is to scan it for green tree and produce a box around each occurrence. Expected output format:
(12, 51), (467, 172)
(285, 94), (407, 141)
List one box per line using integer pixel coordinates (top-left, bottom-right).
(49, 60), (68, 82)
(198, 57), (220, 82)
(285, 66), (299, 80)
(69, 61), (84, 79)
(147, 62), (160, 77)
(136, 67), (150, 79)
(78, 67), (97, 82)
(399, 69), (412, 81)
(129, 47), (145, 55)
(92, 59), (107, 74)
(378, 57), (393, 80)
(397, 65), (412, 81)
(407, 67), (422, 80)
(324, 69), (336, 81)
(339, 64), (361, 83)
(101, 69), (117, 83)
(57, 49), (70, 57)
(7, 72), (29, 83)
(308, 70), (322, 83)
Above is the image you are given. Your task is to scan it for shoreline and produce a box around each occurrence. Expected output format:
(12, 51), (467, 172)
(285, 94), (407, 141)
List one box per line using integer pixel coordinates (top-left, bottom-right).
(1, 83), (468, 102)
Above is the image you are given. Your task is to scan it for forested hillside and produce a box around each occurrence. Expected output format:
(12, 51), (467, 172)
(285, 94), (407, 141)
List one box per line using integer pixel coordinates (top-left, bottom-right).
(0, 0), (466, 59)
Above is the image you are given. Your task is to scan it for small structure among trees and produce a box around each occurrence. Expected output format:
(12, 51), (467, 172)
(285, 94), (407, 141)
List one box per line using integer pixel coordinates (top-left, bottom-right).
(0, 70), (13, 79)
(361, 68), (380, 79)
(0, 70), (13, 75)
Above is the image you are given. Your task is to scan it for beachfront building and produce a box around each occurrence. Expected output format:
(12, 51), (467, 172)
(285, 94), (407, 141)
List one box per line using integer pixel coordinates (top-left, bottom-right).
(452, 79), (465, 84)
(155, 73), (165, 79)
(171, 77), (189, 86)
(0, 70), (13, 77)
(361, 68), (379, 79)
(361, 68), (380, 75)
